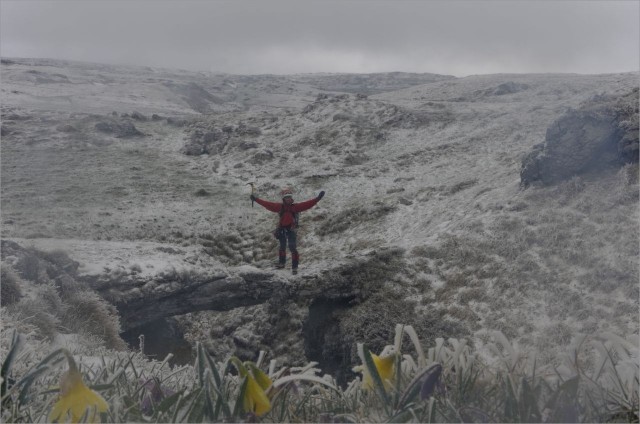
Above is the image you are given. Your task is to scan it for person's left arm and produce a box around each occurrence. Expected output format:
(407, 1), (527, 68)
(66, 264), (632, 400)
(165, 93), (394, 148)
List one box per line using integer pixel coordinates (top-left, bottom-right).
(292, 191), (325, 212)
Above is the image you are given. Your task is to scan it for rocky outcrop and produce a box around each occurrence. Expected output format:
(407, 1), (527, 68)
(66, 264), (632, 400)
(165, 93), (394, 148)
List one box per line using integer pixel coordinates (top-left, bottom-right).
(95, 119), (144, 138)
(97, 269), (288, 330)
(130, 111), (148, 121)
(521, 88), (639, 186)
(617, 89), (640, 163)
(83, 260), (375, 331)
(182, 129), (227, 156)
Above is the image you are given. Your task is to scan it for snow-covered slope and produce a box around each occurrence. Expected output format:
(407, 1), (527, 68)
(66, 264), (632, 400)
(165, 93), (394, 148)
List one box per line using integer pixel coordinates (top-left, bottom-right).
(1, 58), (637, 373)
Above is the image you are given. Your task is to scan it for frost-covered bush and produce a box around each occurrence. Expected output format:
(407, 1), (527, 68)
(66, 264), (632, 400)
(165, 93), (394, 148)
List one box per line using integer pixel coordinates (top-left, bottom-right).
(2, 244), (127, 350)
(13, 250), (44, 283)
(1, 325), (637, 423)
(0, 264), (22, 306)
(62, 290), (127, 350)
(8, 296), (60, 340)
(40, 249), (80, 274)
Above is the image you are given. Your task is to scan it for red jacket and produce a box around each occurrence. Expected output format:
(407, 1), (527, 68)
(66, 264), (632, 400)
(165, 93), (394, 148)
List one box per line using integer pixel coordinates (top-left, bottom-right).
(255, 197), (319, 228)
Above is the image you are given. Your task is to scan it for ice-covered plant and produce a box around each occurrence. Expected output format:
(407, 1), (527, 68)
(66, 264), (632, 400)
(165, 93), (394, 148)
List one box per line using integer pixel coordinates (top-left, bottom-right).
(1, 325), (637, 422)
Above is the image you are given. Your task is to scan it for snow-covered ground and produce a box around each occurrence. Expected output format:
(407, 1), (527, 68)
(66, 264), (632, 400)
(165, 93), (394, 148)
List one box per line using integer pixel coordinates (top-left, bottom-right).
(1, 58), (637, 370)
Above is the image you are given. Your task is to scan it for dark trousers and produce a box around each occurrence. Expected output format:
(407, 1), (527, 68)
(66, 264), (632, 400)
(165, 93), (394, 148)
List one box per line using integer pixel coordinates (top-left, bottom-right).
(277, 227), (299, 269)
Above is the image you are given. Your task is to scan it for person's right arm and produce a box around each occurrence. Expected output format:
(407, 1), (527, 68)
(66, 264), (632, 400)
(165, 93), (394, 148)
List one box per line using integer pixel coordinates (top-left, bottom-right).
(253, 197), (282, 212)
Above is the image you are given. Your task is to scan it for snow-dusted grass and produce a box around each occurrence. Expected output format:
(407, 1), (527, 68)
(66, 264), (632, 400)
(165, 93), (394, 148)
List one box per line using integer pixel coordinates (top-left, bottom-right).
(408, 164), (639, 364)
(1, 323), (637, 423)
(1, 59), (638, 392)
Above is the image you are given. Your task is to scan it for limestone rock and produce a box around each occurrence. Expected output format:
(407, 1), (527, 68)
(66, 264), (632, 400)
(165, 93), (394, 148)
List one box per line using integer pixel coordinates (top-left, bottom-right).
(521, 89), (639, 186)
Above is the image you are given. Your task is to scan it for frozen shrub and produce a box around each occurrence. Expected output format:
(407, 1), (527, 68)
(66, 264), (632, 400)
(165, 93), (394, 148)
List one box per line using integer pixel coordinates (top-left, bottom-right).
(54, 273), (85, 296)
(61, 290), (126, 350)
(40, 249), (79, 275)
(9, 298), (60, 340)
(1, 264), (22, 306)
(14, 250), (44, 283)
(36, 283), (65, 316)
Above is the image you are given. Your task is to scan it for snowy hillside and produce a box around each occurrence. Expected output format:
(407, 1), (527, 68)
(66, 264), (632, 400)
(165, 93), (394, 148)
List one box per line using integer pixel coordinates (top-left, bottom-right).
(1, 58), (638, 381)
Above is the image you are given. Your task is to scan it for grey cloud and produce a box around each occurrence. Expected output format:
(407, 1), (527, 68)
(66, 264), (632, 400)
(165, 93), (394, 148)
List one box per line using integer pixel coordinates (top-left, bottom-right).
(1, 0), (637, 75)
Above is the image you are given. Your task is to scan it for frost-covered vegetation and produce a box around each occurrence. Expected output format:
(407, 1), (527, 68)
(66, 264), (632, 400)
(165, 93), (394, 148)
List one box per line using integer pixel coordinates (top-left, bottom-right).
(1, 59), (638, 422)
(1, 325), (637, 423)
(1, 242), (126, 350)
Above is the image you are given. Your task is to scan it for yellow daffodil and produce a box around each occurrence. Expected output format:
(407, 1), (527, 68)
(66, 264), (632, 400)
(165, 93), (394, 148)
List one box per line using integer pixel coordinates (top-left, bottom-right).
(232, 357), (273, 417)
(49, 350), (108, 423)
(355, 345), (397, 391)
(244, 372), (271, 417)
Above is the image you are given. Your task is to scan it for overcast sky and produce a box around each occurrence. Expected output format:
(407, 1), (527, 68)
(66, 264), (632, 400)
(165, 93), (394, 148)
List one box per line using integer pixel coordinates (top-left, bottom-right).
(1, 0), (638, 76)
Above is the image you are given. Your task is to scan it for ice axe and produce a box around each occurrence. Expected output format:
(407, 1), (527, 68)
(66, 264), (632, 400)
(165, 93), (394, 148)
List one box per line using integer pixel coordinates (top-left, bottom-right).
(246, 182), (255, 207)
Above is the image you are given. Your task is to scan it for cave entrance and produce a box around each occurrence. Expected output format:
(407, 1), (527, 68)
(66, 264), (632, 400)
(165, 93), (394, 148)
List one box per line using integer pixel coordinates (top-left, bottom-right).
(121, 317), (193, 366)
(302, 297), (358, 388)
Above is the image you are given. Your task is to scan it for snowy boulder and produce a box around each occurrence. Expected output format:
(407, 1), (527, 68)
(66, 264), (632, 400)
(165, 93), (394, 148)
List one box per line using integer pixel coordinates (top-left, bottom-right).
(520, 143), (545, 185)
(250, 149), (274, 164)
(130, 111), (148, 121)
(238, 141), (258, 150)
(232, 328), (259, 348)
(182, 129), (227, 156)
(95, 120), (144, 138)
(521, 89), (639, 186)
(182, 142), (205, 156)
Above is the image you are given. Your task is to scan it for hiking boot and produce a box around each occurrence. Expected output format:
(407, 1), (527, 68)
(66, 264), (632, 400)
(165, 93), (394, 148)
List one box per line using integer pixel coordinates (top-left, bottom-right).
(292, 268), (298, 275)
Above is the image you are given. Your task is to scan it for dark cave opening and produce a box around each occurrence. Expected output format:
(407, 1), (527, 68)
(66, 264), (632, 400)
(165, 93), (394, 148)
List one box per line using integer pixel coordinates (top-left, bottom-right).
(121, 317), (194, 366)
(302, 297), (358, 388)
